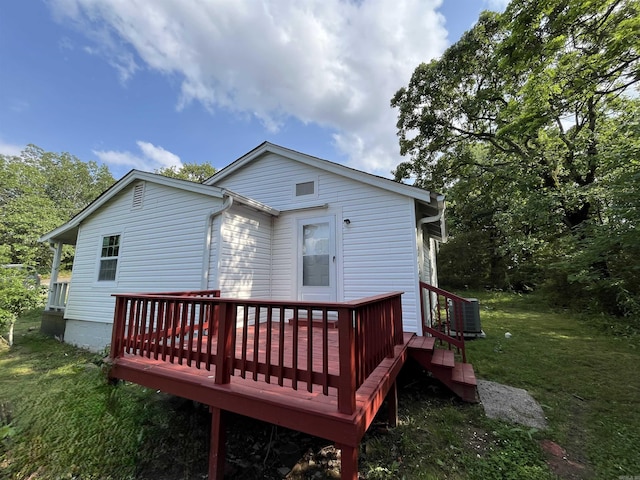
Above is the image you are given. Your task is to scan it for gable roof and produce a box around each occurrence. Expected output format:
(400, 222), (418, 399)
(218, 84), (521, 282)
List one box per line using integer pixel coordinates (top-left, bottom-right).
(39, 169), (277, 245)
(205, 141), (441, 206)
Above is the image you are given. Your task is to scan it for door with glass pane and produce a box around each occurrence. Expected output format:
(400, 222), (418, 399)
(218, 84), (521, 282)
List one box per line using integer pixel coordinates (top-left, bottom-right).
(298, 216), (336, 302)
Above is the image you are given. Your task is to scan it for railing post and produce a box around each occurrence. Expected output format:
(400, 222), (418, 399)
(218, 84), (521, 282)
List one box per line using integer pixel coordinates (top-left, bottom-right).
(393, 294), (403, 346)
(110, 296), (127, 360)
(337, 307), (356, 415)
(215, 302), (233, 385)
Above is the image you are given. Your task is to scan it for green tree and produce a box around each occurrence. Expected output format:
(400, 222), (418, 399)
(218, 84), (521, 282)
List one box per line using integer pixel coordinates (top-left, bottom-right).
(392, 0), (640, 316)
(156, 162), (216, 183)
(0, 146), (115, 270)
(0, 262), (43, 346)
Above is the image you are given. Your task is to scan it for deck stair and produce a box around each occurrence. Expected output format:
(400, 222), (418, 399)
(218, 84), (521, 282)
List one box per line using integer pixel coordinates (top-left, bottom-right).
(409, 332), (478, 403)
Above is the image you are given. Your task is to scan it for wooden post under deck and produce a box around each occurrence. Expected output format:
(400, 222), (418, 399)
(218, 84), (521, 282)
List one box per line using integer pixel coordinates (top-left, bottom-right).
(387, 380), (398, 428)
(337, 443), (358, 480)
(208, 407), (226, 480)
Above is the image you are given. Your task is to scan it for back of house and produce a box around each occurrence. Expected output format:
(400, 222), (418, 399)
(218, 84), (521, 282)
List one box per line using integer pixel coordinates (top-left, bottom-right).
(40, 142), (445, 351)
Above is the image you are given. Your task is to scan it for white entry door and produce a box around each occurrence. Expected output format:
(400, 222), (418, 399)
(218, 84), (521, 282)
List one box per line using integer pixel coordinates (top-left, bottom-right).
(297, 216), (336, 302)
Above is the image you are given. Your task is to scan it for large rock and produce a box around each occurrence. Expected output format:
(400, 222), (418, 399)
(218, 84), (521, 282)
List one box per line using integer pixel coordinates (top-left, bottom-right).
(477, 379), (547, 429)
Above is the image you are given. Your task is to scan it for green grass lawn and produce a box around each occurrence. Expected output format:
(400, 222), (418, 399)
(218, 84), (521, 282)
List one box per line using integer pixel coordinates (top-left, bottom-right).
(464, 291), (640, 479)
(1, 293), (639, 479)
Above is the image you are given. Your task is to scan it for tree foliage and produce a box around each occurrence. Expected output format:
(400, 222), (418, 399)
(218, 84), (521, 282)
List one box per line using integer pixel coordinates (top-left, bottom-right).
(156, 162), (217, 183)
(392, 0), (640, 319)
(0, 263), (43, 346)
(0, 146), (115, 270)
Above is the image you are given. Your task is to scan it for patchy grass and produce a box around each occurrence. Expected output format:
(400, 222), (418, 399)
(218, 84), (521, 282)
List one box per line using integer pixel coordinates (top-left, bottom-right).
(1, 293), (639, 479)
(464, 291), (640, 478)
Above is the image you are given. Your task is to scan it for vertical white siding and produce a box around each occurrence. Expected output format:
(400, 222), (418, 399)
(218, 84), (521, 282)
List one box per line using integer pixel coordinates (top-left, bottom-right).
(216, 153), (422, 332)
(419, 226), (433, 283)
(429, 237), (439, 286)
(64, 182), (224, 350)
(217, 205), (272, 298)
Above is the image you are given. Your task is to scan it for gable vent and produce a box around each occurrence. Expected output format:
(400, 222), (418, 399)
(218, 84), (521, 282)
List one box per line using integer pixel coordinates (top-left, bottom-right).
(132, 182), (145, 209)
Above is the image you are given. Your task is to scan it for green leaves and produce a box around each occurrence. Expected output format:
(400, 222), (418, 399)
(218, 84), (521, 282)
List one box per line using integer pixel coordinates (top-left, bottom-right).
(0, 146), (115, 269)
(155, 162), (216, 183)
(393, 0), (640, 317)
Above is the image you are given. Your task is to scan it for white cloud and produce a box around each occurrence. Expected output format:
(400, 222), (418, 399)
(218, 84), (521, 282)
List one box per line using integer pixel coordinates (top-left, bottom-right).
(0, 139), (24, 157)
(485, 0), (510, 12)
(93, 141), (182, 172)
(50, 0), (449, 176)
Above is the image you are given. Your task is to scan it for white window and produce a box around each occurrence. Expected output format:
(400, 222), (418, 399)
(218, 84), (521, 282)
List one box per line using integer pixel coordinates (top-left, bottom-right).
(98, 235), (120, 281)
(294, 179), (318, 199)
(296, 181), (315, 196)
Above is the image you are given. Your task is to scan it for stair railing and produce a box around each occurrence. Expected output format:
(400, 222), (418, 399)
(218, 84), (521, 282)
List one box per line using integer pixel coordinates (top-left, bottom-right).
(419, 282), (470, 363)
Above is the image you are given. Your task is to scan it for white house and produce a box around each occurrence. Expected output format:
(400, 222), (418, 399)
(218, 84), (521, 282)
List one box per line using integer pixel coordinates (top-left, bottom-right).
(40, 142), (446, 351)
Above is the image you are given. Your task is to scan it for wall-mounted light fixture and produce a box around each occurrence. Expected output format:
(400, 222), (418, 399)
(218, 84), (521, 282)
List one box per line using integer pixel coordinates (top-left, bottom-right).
(343, 219), (351, 225)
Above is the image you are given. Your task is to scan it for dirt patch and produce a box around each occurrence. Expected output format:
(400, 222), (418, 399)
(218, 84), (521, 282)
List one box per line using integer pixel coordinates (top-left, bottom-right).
(540, 396), (595, 480)
(541, 439), (594, 480)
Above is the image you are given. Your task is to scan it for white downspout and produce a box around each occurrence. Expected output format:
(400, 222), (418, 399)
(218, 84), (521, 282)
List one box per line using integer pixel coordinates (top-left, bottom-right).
(201, 195), (234, 290)
(417, 211), (442, 228)
(417, 199), (445, 331)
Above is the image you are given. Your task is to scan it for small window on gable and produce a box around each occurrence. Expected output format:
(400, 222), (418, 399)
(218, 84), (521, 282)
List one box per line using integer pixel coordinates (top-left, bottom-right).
(132, 182), (145, 209)
(295, 181), (316, 197)
(98, 235), (120, 281)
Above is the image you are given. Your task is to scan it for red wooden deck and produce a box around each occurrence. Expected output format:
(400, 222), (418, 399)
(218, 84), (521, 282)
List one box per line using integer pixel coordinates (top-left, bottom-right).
(107, 290), (410, 479)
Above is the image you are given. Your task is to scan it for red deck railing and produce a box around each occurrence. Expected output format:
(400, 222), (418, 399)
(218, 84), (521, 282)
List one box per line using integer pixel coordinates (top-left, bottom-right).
(109, 291), (404, 415)
(419, 282), (470, 363)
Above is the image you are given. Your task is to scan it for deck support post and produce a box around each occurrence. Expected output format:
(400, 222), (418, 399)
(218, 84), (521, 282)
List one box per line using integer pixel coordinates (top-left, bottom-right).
(208, 406), (226, 480)
(387, 380), (398, 428)
(337, 443), (358, 480)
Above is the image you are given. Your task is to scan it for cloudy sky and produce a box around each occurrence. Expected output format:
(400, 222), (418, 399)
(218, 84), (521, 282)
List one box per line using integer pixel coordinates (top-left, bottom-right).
(0, 0), (507, 178)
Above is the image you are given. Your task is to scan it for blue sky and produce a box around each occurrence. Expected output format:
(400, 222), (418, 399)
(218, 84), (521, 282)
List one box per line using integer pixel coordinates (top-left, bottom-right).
(0, 1), (507, 179)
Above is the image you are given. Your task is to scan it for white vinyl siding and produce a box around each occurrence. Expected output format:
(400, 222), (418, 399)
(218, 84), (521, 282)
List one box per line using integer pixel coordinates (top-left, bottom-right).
(217, 205), (272, 298)
(418, 223), (433, 284)
(216, 153), (422, 332)
(64, 182), (225, 349)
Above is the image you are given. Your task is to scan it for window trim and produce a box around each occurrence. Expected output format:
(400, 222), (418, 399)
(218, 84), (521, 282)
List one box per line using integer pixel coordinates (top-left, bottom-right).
(292, 177), (319, 200)
(96, 233), (121, 283)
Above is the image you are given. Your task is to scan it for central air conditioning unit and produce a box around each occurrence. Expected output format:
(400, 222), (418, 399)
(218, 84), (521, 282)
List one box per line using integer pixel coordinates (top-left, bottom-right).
(449, 298), (485, 338)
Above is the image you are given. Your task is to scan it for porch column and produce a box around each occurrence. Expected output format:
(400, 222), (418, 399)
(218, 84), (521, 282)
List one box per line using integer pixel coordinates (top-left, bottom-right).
(46, 241), (63, 311)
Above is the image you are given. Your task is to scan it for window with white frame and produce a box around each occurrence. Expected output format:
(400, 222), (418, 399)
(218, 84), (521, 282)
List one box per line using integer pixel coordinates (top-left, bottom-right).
(98, 235), (120, 281)
(294, 179), (317, 198)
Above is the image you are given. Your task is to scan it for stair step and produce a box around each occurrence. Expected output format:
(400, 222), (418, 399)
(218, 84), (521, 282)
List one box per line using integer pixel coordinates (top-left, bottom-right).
(408, 335), (435, 351)
(451, 362), (477, 386)
(430, 349), (455, 368)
